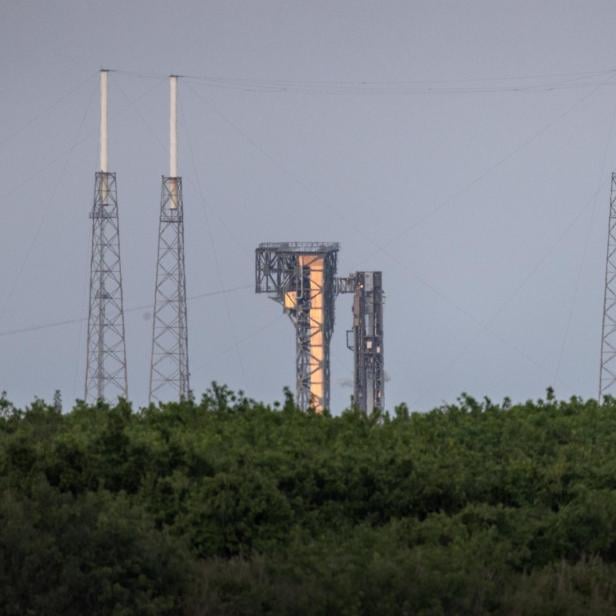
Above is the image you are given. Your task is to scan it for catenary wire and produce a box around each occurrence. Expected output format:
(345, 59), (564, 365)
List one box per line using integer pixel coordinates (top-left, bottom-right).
(108, 67), (616, 96)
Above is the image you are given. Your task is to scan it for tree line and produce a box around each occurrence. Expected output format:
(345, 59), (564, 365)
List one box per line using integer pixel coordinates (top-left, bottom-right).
(2, 385), (616, 614)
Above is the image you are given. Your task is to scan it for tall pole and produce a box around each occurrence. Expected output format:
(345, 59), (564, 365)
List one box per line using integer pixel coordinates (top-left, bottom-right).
(149, 75), (190, 403)
(100, 69), (108, 173)
(85, 69), (128, 403)
(170, 75), (177, 179)
(96, 70), (107, 399)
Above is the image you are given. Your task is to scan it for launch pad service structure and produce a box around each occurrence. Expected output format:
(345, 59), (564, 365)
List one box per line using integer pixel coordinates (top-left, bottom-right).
(256, 242), (384, 413)
(256, 242), (339, 412)
(337, 271), (385, 413)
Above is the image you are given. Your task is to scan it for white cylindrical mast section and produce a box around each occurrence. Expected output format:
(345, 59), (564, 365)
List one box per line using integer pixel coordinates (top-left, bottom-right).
(170, 75), (178, 178)
(99, 69), (108, 173)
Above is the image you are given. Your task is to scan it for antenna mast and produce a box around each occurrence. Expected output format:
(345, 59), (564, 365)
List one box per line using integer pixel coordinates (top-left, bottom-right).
(85, 69), (128, 402)
(149, 75), (190, 402)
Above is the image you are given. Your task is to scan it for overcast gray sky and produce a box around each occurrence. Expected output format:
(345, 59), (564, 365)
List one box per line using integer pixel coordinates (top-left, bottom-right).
(1, 0), (616, 411)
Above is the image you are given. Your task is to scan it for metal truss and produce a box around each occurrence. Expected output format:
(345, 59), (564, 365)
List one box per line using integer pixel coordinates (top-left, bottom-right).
(149, 177), (190, 403)
(337, 272), (384, 413)
(599, 173), (616, 399)
(256, 242), (339, 411)
(85, 171), (128, 402)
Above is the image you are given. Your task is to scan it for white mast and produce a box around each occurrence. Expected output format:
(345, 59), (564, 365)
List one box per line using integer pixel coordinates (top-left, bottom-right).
(99, 69), (108, 173)
(170, 75), (178, 178)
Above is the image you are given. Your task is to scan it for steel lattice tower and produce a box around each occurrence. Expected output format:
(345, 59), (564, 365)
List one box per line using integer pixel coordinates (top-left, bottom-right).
(256, 242), (338, 412)
(599, 173), (616, 398)
(85, 70), (128, 403)
(149, 76), (190, 403)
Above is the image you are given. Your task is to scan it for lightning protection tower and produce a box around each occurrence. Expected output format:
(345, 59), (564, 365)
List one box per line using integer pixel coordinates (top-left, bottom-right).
(85, 69), (128, 403)
(149, 75), (190, 403)
(256, 242), (339, 412)
(599, 173), (616, 399)
(337, 272), (385, 412)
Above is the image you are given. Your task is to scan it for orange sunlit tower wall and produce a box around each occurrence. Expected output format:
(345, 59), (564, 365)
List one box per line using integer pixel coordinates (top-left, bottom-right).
(300, 254), (325, 410)
(282, 255), (326, 411)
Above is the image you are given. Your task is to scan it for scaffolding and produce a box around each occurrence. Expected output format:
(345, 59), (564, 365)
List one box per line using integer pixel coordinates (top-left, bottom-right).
(256, 242), (339, 411)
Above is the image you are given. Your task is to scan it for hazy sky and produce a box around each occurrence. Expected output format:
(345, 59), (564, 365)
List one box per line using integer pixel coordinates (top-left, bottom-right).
(1, 0), (616, 411)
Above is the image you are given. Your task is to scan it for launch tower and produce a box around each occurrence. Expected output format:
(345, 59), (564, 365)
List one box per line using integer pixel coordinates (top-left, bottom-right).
(255, 242), (339, 412)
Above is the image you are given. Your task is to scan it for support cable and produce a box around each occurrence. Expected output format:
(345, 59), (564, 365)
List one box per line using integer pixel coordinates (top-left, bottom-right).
(109, 66), (616, 96)
(384, 72), (616, 243)
(0, 285), (251, 339)
(184, 83), (591, 386)
(179, 98), (248, 383)
(0, 72), (95, 151)
(553, 98), (616, 387)
(0, 82), (98, 320)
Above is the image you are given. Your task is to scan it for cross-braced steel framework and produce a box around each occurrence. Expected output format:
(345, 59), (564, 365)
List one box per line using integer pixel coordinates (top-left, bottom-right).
(599, 173), (616, 398)
(256, 242), (338, 411)
(149, 177), (190, 402)
(337, 272), (384, 413)
(85, 171), (128, 402)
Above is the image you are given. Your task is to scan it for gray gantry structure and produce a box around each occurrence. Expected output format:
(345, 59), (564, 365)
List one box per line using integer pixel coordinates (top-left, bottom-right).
(337, 272), (385, 413)
(599, 173), (616, 399)
(85, 70), (128, 403)
(149, 76), (190, 402)
(255, 242), (339, 412)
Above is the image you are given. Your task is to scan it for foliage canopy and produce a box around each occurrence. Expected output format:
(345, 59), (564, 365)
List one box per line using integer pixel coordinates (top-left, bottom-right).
(2, 387), (616, 614)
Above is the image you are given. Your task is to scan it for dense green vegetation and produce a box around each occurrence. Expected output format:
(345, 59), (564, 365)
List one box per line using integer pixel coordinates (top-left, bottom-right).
(3, 386), (616, 614)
